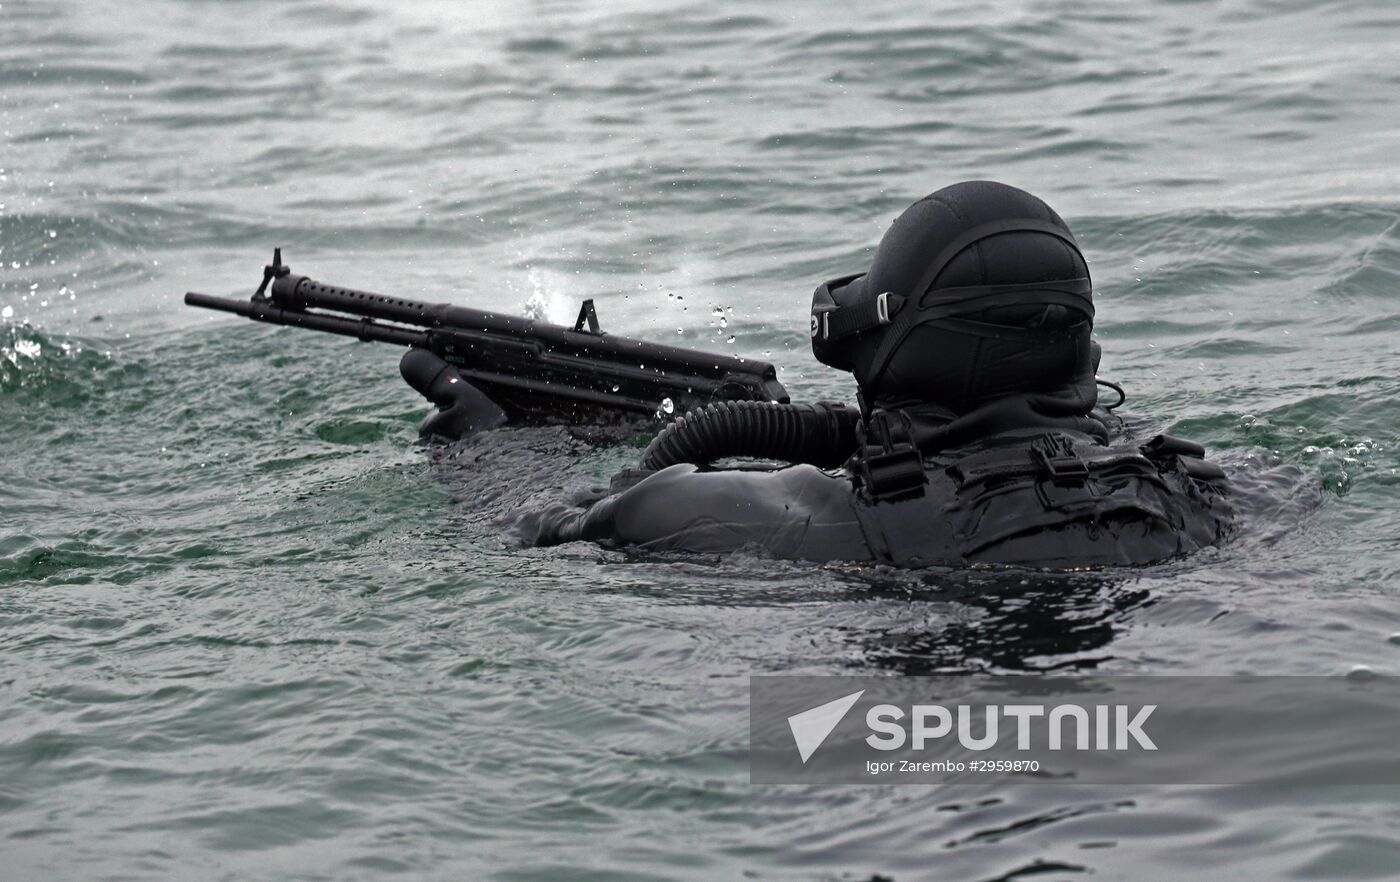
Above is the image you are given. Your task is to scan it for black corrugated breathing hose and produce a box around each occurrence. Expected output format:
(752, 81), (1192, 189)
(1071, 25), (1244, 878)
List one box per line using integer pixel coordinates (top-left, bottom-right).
(640, 400), (861, 470)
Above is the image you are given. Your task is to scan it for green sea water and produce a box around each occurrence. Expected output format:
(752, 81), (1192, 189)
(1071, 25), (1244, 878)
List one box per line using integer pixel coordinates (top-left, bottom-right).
(4, 1), (1400, 879)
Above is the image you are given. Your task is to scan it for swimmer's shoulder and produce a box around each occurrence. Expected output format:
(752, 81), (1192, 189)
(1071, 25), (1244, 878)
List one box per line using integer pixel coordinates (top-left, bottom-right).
(609, 463), (866, 558)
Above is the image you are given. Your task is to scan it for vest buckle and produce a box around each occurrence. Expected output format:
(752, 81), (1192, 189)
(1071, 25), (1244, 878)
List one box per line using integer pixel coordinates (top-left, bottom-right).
(857, 409), (927, 501)
(1032, 435), (1090, 486)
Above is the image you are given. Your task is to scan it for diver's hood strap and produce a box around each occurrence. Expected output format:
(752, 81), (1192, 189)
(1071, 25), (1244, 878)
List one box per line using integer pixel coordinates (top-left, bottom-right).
(816, 290), (907, 341)
(864, 218), (1092, 391)
(916, 277), (1092, 321)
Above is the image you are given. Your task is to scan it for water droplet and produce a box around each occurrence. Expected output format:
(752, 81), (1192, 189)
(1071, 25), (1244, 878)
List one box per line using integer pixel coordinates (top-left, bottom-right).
(611, 384), (620, 392)
(1346, 664), (1379, 681)
(1, 305), (11, 318)
(726, 335), (736, 344)
(656, 397), (675, 417)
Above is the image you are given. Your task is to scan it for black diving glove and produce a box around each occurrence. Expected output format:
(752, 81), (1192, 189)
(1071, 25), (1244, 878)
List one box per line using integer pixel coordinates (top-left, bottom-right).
(399, 349), (508, 441)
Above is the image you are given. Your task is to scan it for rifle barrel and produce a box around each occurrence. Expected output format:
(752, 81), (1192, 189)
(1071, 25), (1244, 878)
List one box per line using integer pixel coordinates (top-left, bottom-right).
(184, 292), (427, 347)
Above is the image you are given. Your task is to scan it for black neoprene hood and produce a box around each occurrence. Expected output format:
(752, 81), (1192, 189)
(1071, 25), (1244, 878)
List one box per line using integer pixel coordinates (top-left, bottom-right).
(811, 181), (1098, 417)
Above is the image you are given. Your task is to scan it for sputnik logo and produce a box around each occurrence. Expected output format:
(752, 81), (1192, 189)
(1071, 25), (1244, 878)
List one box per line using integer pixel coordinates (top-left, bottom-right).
(786, 690), (865, 763)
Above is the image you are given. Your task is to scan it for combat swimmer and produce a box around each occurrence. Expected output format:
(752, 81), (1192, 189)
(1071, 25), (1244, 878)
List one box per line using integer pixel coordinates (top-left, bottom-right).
(400, 181), (1231, 568)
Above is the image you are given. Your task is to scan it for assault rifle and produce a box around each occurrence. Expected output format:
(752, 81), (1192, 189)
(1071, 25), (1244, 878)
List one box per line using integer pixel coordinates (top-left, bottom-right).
(184, 250), (789, 423)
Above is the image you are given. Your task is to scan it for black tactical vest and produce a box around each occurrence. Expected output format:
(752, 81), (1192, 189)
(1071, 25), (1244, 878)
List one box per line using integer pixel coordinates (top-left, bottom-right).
(850, 426), (1231, 568)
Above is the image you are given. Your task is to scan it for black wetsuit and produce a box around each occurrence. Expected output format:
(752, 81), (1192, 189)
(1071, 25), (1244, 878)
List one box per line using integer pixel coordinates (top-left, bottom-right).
(527, 410), (1230, 569)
